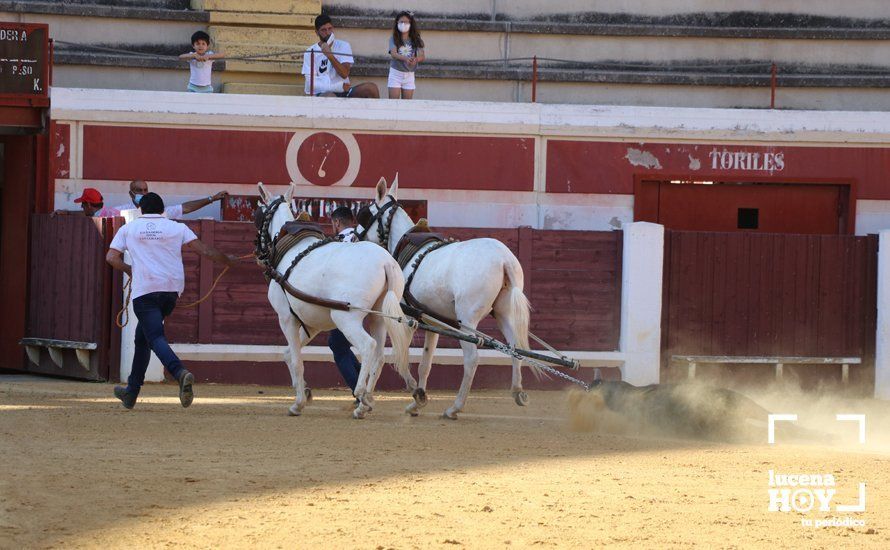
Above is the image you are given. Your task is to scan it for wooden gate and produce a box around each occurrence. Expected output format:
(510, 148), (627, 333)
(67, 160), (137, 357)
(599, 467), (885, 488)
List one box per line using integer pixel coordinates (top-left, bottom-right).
(22, 215), (122, 380)
(662, 230), (878, 387)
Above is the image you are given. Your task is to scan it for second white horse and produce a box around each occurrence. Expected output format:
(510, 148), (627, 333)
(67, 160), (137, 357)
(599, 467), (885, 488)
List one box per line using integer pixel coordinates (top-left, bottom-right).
(357, 177), (539, 419)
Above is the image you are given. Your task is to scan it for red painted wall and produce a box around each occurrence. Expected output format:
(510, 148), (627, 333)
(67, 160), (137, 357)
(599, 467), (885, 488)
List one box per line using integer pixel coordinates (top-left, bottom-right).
(82, 126), (535, 192)
(546, 140), (890, 199)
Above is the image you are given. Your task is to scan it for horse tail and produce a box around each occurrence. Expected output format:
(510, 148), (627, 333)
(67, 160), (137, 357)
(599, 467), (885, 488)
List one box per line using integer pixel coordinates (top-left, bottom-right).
(382, 260), (412, 383)
(504, 257), (542, 379)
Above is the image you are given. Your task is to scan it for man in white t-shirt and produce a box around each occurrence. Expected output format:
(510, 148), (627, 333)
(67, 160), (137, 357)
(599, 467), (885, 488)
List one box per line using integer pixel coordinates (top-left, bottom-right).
(301, 14), (379, 98)
(109, 179), (229, 223)
(106, 192), (237, 410)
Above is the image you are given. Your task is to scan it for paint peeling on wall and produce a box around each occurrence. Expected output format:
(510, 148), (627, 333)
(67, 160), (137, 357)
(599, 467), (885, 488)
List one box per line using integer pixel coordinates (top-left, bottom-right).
(624, 148), (662, 169)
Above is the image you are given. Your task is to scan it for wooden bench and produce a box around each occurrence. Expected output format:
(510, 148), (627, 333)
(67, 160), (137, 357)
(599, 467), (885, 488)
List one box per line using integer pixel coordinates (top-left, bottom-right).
(671, 355), (862, 384)
(19, 338), (97, 371)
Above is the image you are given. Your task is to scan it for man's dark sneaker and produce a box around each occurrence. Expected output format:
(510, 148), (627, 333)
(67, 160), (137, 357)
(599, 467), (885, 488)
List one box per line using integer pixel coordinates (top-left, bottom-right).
(113, 386), (137, 409)
(178, 370), (195, 408)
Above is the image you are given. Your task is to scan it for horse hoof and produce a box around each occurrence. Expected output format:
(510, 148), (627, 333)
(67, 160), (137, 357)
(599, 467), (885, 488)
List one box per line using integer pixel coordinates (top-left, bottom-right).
(304, 387), (313, 403)
(412, 388), (428, 407)
(443, 408), (459, 420)
(360, 396), (375, 411)
(352, 408), (366, 420)
(513, 391), (529, 407)
(287, 404), (302, 416)
(406, 402), (420, 416)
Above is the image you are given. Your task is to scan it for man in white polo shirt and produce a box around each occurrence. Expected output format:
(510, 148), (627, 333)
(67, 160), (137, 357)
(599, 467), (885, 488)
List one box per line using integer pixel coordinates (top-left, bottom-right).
(107, 179), (230, 223)
(106, 192), (237, 410)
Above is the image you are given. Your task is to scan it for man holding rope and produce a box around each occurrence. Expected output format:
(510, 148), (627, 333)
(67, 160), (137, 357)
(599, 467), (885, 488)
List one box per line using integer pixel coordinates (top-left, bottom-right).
(106, 192), (237, 410)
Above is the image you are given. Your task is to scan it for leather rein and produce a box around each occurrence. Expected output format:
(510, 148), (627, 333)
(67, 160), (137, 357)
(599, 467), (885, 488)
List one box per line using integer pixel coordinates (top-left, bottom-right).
(356, 198), (461, 328)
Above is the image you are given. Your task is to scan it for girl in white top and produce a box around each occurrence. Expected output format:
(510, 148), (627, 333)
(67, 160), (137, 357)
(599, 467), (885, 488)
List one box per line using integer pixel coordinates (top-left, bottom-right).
(180, 30), (225, 93)
(388, 11), (425, 99)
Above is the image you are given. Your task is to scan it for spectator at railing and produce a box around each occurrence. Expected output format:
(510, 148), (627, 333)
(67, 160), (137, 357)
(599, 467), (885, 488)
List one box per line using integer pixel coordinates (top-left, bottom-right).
(52, 187), (119, 218)
(388, 11), (425, 100)
(109, 180), (229, 222)
(302, 14), (379, 98)
(179, 30), (225, 93)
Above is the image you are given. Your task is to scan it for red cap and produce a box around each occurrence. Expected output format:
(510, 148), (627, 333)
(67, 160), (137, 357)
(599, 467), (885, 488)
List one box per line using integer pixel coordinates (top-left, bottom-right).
(74, 188), (103, 204)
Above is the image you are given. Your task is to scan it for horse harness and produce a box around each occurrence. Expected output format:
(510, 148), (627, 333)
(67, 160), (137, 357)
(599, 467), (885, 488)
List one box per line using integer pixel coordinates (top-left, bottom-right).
(357, 198), (461, 328)
(254, 199), (350, 330)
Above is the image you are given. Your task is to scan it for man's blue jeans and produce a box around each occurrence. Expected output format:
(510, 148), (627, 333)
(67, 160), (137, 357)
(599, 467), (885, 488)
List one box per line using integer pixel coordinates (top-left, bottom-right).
(127, 291), (185, 394)
(329, 329), (361, 392)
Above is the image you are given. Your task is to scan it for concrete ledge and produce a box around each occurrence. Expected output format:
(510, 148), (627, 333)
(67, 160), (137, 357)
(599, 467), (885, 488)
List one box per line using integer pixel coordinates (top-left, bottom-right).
(50, 44), (890, 89)
(48, 87), (890, 145)
(329, 10), (890, 40)
(53, 48), (214, 71)
(0, 0), (208, 21)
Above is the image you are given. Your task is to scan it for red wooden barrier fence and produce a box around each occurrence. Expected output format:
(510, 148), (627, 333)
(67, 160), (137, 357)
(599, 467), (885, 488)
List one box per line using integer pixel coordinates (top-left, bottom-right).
(164, 222), (624, 353)
(24, 214), (121, 380)
(662, 230), (878, 388)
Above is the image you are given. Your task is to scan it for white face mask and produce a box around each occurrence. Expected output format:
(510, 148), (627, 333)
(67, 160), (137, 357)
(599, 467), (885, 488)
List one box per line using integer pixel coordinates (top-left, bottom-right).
(397, 22), (410, 33)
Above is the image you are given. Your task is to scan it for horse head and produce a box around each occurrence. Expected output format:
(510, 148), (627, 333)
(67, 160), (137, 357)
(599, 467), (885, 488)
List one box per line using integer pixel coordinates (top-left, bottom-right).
(254, 182), (296, 262)
(355, 174), (413, 253)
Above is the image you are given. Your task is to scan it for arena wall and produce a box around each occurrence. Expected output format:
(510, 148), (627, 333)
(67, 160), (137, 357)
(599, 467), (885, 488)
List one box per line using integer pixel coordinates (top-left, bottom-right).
(45, 88), (890, 395)
(49, 88), (890, 236)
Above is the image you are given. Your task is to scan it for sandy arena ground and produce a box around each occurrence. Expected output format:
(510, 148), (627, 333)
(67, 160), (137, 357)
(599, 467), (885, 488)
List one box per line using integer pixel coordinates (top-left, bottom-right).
(1, 375), (888, 549)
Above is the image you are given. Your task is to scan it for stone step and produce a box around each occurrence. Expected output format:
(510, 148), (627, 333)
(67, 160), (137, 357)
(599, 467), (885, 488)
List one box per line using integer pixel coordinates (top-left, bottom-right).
(209, 25), (317, 47)
(313, 26), (890, 69)
(332, 14), (890, 40)
(1, 8), (206, 48)
(208, 10), (314, 27)
(55, 0), (190, 8)
(193, 0), (319, 14)
(221, 54), (890, 88)
(0, 0), (205, 21)
(324, 0), (890, 21)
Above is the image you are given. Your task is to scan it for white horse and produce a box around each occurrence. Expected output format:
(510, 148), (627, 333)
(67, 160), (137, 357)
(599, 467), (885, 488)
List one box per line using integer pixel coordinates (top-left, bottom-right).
(357, 177), (538, 419)
(256, 183), (414, 418)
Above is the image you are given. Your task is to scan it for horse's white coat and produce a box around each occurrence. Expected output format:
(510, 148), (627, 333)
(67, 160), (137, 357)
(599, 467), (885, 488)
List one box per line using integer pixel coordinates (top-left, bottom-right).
(258, 184), (414, 418)
(364, 177), (536, 419)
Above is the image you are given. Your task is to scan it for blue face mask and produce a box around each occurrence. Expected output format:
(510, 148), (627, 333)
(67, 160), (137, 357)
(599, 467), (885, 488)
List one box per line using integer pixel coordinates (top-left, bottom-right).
(133, 193), (144, 206)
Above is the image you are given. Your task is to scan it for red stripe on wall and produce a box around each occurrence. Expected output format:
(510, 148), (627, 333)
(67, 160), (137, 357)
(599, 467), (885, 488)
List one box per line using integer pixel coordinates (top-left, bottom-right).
(350, 134), (534, 191)
(83, 126), (294, 184)
(82, 126), (534, 192)
(546, 140), (890, 199)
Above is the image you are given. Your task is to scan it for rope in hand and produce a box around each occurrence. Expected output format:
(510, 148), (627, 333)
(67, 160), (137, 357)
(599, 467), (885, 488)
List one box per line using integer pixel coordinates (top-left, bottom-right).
(115, 253), (255, 328)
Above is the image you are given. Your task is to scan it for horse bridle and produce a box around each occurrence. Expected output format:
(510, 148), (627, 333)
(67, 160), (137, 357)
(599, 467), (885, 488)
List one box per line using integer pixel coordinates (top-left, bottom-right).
(355, 195), (400, 249)
(253, 196), (286, 264)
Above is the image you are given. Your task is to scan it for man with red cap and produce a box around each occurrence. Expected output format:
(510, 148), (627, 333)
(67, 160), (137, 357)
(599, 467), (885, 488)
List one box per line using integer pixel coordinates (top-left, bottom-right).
(53, 188), (119, 218)
(54, 182), (229, 222)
